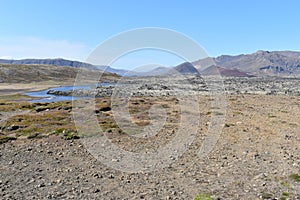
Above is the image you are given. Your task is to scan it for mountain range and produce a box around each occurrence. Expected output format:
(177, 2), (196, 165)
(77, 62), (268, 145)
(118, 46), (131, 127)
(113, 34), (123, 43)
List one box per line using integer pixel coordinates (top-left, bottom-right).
(0, 58), (127, 75)
(1, 50), (300, 77)
(207, 50), (300, 76)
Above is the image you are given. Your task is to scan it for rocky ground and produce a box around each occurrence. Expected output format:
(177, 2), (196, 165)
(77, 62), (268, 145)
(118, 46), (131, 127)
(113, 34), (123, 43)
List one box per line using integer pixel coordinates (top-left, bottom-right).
(0, 77), (300, 199)
(47, 76), (300, 98)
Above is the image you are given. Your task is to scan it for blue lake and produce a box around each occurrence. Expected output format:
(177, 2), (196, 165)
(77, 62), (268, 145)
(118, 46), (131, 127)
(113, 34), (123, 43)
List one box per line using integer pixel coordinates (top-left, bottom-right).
(26, 85), (90, 103)
(26, 83), (111, 103)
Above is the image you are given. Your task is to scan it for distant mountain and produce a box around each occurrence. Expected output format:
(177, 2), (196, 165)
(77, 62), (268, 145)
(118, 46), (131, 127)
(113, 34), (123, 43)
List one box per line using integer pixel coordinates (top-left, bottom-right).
(124, 66), (171, 76)
(0, 58), (96, 69)
(0, 58), (129, 76)
(95, 65), (129, 76)
(126, 62), (252, 77)
(125, 63), (200, 76)
(0, 63), (119, 84)
(201, 66), (254, 77)
(194, 50), (300, 76)
(147, 66), (170, 76)
(173, 62), (200, 75)
(2, 50), (300, 77)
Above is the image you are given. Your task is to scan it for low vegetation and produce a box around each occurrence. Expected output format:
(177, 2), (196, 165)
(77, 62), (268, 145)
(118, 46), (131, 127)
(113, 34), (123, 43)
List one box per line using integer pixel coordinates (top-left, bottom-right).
(289, 173), (300, 182)
(0, 97), (179, 143)
(193, 194), (214, 200)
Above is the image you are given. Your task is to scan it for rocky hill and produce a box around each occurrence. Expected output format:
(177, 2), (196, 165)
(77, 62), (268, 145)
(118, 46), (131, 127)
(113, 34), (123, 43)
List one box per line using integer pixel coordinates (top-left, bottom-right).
(0, 64), (119, 83)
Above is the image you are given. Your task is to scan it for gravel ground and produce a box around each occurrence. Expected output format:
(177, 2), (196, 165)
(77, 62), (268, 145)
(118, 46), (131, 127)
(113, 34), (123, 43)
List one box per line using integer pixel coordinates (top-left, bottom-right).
(0, 94), (300, 199)
(47, 76), (300, 97)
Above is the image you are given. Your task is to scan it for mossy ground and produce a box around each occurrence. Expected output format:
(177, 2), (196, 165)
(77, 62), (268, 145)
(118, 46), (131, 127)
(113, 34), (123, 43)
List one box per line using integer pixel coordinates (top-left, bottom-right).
(0, 96), (179, 142)
(0, 100), (76, 140)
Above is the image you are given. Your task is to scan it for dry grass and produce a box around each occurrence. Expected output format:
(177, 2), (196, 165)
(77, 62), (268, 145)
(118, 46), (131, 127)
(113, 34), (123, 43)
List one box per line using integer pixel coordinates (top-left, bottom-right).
(0, 94), (299, 150)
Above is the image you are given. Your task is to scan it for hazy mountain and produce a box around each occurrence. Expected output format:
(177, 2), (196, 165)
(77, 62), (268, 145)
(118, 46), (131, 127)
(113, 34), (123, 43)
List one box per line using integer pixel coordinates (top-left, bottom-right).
(126, 63), (200, 76)
(126, 66), (171, 76)
(201, 66), (254, 77)
(2, 50), (300, 77)
(174, 50), (300, 77)
(147, 66), (171, 76)
(95, 65), (129, 76)
(0, 58), (96, 69)
(173, 62), (200, 75)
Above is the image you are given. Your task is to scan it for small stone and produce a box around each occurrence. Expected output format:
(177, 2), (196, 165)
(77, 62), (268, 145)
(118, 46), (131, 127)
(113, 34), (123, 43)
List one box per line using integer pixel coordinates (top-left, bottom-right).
(6, 125), (20, 131)
(108, 174), (114, 179)
(38, 183), (45, 188)
(9, 161), (14, 165)
(94, 188), (100, 193)
(93, 173), (102, 178)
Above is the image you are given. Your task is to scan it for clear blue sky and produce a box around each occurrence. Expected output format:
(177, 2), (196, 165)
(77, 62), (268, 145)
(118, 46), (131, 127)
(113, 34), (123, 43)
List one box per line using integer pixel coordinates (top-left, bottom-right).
(1, 0), (300, 69)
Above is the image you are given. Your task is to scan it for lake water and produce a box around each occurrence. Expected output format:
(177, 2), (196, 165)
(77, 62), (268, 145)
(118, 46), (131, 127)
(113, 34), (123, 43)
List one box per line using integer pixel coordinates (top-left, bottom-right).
(26, 83), (111, 103)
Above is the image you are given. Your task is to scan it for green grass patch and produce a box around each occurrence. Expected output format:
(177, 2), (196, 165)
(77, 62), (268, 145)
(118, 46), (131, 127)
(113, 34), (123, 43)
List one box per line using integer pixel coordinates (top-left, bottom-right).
(268, 113), (276, 118)
(289, 173), (300, 182)
(280, 181), (291, 188)
(225, 123), (235, 127)
(0, 94), (31, 101)
(282, 192), (289, 197)
(54, 128), (79, 140)
(261, 192), (273, 199)
(194, 194), (214, 200)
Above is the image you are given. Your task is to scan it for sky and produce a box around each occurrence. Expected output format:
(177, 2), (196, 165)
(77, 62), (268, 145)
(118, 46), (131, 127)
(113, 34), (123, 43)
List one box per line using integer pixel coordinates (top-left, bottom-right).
(1, 0), (300, 69)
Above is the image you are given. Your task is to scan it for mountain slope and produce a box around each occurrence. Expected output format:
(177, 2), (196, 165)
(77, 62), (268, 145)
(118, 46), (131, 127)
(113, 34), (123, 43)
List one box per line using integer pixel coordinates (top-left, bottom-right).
(192, 50), (300, 76)
(201, 66), (254, 77)
(95, 65), (129, 76)
(0, 58), (96, 69)
(0, 58), (132, 76)
(198, 50), (300, 76)
(0, 64), (119, 83)
(173, 62), (200, 75)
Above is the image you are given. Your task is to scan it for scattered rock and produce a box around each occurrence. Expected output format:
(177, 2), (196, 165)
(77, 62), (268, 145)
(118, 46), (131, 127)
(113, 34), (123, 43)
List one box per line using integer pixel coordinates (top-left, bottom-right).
(6, 125), (21, 131)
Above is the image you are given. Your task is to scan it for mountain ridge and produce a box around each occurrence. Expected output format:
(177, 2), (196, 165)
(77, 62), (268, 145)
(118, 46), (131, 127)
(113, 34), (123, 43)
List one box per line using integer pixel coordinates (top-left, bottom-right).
(194, 50), (300, 76)
(1, 50), (300, 77)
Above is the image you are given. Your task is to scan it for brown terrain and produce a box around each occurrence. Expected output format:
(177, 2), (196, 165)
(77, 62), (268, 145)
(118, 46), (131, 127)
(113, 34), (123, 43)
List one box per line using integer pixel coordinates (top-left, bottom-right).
(0, 64), (119, 95)
(0, 94), (299, 199)
(0, 63), (299, 199)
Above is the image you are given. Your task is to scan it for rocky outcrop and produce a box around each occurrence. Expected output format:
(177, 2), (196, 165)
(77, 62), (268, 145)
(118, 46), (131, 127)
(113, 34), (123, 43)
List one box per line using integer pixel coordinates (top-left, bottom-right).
(46, 76), (300, 98)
